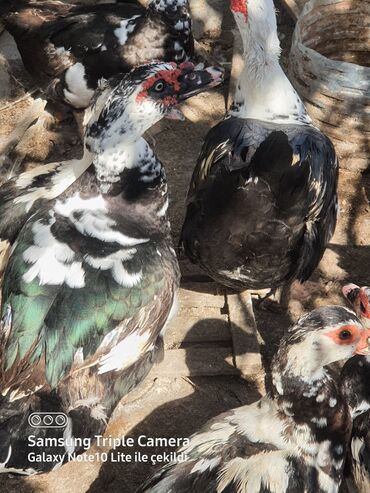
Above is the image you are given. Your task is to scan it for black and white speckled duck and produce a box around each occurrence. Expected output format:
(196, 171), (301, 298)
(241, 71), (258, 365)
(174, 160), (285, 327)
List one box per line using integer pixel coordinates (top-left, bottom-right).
(180, 0), (338, 302)
(138, 306), (370, 493)
(0, 61), (223, 475)
(341, 284), (370, 493)
(0, 62), (223, 275)
(1, 0), (194, 108)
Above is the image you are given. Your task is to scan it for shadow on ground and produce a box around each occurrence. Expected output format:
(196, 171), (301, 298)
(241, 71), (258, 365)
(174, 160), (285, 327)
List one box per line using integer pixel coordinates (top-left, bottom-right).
(86, 320), (262, 493)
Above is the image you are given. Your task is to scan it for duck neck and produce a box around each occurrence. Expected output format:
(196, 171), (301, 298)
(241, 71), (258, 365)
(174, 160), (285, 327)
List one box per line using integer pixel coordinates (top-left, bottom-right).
(271, 348), (350, 485)
(87, 138), (163, 194)
(84, 100), (164, 194)
(271, 348), (333, 405)
(271, 333), (345, 405)
(341, 355), (370, 418)
(229, 1), (310, 124)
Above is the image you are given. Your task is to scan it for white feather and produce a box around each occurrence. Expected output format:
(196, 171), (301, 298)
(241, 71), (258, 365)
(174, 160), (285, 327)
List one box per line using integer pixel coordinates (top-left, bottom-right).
(230, 0), (311, 125)
(55, 194), (149, 247)
(157, 198), (169, 217)
(98, 331), (153, 374)
(190, 457), (220, 474)
(63, 63), (95, 108)
(217, 452), (290, 493)
(22, 217), (85, 288)
(114, 16), (140, 44)
(14, 149), (93, 212)
(351, 437), (364, 463)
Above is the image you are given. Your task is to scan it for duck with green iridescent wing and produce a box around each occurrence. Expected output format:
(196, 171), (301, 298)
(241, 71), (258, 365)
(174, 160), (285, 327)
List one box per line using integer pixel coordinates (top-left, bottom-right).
(0, 61), (224, 475)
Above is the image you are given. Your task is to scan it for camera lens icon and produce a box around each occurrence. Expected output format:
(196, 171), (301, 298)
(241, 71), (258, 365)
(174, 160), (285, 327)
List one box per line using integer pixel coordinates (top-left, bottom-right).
(55, 414), (67, 426)
(43, 415), (53, 426)
(28, 412), (68, 429)
(29, 414), (42, 427)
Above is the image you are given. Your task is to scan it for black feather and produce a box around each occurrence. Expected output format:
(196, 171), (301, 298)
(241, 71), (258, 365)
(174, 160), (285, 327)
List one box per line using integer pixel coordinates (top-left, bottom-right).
(180, 117), (338, 290)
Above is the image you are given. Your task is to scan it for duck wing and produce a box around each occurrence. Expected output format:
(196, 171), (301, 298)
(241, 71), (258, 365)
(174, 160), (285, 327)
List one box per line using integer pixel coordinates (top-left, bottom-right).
(347, 413), (370, 493)
(0, 154), (92, 270)
(2, 2), (145, 81)
(137, 397), (306, 493)
(288, 128), (338, 282)
(181, 117), (338, 284)
(38, 3), (145, 58)
(0, 203), (177, 397)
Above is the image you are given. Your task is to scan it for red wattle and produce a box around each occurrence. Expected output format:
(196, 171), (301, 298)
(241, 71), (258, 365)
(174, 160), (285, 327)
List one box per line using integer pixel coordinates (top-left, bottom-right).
(230, 0), (248, 21)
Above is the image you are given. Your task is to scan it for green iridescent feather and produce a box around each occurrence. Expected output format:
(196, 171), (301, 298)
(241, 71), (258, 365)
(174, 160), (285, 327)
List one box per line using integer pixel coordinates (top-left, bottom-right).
(2, 222), (166, 388)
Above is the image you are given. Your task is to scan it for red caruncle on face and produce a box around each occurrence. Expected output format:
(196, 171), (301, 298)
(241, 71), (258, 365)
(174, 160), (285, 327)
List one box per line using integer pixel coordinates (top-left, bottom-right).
(358, 290), (370, 319)
(230, 0), (248, 21)
(162, 96), (178, 106)
(325, 325), (362, 346)
(136, 64), (182, 103)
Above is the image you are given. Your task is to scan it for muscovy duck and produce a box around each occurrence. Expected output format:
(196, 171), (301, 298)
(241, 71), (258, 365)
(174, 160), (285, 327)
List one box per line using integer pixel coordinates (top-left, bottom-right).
(0, 61), (223, 474)
(1, 0), (194, 108)
(341, 284), (370, 493)
(0, 60), (223, 275)
(138, 305), (370, 493)
(180, 0), (338, 306)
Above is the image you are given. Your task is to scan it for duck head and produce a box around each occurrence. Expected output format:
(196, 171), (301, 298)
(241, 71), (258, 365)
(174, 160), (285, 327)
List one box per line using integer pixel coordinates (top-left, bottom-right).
(230, 0), (248, 23)
(230, 0), (280, 47)
(342, 284), (370, 328)
(272, 306), (370, 392)
(341, 285), (370, 416)
(84, 61), (223, 152)
(229, 0), (281, 59)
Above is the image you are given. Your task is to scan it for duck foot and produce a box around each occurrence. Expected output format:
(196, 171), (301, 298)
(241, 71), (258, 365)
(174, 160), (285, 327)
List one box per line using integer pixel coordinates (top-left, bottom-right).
(228, 290), (264, 377)
(255, 285), (291, 313)
(257, 297), (285, 313)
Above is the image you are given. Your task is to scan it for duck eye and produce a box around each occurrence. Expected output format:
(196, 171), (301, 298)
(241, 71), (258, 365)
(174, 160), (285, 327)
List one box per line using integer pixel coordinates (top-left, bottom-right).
(339, 330), (352, 340)
(153, 80), (165, 92)
(188, 73), (197, 80)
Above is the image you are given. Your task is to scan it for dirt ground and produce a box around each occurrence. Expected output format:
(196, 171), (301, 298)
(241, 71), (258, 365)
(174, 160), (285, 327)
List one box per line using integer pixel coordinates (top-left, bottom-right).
(0, 1), (369, 492)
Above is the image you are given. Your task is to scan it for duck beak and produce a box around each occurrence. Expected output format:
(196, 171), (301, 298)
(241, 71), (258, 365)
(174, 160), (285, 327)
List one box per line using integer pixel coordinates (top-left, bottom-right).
(166, 108), (186, 121)
(165, 64), (224, 120)
(342, 283), (360, 304)
(177, 64), (224, 102)
(355, 330), (370, 355)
